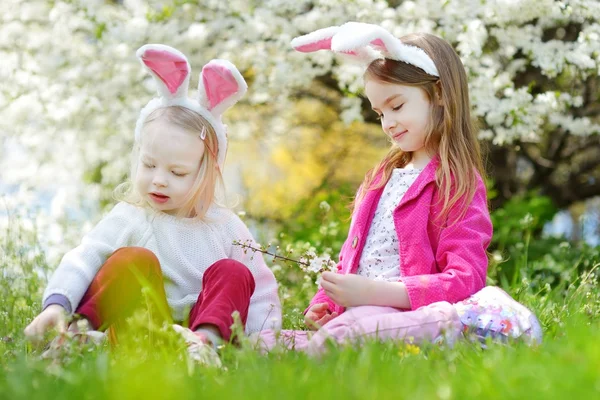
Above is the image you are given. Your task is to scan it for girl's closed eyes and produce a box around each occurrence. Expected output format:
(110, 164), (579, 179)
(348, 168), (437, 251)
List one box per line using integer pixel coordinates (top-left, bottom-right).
(376, 104), (405, 120)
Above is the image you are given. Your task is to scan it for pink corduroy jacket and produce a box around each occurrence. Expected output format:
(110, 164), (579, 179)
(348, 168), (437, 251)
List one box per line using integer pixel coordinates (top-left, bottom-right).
(308, 156), (493, 315)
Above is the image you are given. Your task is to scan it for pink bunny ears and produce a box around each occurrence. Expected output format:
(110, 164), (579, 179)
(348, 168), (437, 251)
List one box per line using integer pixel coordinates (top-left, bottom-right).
(291, 22), (439, 77)
(134, 44), (248, 170)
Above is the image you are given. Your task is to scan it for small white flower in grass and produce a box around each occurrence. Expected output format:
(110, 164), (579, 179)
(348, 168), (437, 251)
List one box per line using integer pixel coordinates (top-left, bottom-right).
(492, 251), (504, 263)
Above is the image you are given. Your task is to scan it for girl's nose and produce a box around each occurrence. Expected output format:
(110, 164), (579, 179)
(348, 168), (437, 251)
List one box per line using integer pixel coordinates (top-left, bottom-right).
(152, 172), (168, 187)
(382, 115), (397, 132)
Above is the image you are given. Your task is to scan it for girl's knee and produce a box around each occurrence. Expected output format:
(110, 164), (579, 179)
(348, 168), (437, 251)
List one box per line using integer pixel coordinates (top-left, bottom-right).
(207, 259), (255, 289)
(314, 314), (355, 341)
(107, 247), (161, 275)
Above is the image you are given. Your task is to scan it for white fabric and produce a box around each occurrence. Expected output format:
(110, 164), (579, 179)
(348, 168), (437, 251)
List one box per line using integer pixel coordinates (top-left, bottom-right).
(42, 202), (281, 334)
(356, 168), (422, 282)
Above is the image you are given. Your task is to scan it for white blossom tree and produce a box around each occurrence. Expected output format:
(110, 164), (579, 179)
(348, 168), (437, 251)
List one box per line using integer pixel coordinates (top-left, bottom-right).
(2, 0), (599, 257)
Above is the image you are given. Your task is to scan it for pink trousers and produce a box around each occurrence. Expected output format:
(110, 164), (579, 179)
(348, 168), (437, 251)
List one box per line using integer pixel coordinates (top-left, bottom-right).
(255, 301), (461, 356)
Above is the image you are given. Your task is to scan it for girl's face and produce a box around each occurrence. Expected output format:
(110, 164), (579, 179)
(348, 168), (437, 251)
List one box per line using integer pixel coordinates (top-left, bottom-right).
(135, 117), (205, 215)
(364, 79), (433, 166)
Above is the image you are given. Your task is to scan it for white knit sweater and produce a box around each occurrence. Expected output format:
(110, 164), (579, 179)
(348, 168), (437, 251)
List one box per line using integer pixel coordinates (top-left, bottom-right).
(42, 202), (282, 334)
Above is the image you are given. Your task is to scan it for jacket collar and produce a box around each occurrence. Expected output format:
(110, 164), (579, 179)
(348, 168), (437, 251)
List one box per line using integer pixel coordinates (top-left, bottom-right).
(399, 155), (439, 205)
(353, 155), (439, 232)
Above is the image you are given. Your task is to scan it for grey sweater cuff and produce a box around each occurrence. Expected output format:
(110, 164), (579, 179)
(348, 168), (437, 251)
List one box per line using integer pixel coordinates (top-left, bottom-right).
(43, 294), (72, 314)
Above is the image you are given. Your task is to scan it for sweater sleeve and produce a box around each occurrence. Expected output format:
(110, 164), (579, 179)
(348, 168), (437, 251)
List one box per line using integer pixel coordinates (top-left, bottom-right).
(42, 202), (148, 314)
(402, 177), (493, 309)
(225, 213), (282, 334)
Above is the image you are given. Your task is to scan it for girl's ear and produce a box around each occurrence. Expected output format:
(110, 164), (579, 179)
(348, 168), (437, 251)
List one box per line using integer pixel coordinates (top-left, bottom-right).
(435, 80), (444, 106)
(198, 60), (248, 119)
(137, 44), (191, 100)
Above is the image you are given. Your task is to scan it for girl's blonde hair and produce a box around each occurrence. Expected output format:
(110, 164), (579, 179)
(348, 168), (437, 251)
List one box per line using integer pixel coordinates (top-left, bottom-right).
(115, 106), (223, 220)
(356, 32), (486, 222)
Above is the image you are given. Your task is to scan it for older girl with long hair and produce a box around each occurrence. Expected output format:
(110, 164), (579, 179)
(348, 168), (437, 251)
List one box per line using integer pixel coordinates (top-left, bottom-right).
(257, 22), (541, 354)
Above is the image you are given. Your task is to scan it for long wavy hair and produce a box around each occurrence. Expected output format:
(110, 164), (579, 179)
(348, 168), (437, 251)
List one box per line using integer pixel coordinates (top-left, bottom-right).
(114, 106), (223, 220)
(354, 33), (486, 222)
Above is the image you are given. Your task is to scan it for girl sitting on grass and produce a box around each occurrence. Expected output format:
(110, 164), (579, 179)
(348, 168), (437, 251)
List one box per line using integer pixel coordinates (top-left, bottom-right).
(25, 44), (282, 365)
(256, 22), (541, 354)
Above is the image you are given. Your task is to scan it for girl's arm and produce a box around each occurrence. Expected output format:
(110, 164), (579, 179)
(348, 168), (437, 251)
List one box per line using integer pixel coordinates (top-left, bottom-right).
(227, 214), (282, 333)
(42, 203), (147, 315)
(401, 177), (493, 309)
(320, 272), (411, 308)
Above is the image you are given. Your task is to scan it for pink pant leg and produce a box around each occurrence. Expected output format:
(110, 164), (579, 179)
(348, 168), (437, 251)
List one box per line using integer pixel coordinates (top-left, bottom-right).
(306, 302), (461, 356)
(254, 302), (461, 355)
(253, 329), (313, 353)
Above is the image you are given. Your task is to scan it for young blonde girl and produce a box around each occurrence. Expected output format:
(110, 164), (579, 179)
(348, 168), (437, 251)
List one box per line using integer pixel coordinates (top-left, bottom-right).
(257, 22), (540, 354)
(25, 45), (282, 364)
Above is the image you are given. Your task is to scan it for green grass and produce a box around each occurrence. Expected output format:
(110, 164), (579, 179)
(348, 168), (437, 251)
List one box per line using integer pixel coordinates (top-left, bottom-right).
(1, 316), (599, 399)
(1, 219), (600, 399)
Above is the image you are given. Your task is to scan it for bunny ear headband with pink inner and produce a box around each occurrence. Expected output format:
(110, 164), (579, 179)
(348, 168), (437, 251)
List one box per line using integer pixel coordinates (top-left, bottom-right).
(134, 44), (248, 170)
(291, 22), (439, 77)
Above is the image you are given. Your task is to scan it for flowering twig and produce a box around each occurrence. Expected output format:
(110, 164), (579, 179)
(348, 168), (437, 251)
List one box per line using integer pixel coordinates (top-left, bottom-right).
(234, 240), (308, 266)
(233, 239), (336, 274)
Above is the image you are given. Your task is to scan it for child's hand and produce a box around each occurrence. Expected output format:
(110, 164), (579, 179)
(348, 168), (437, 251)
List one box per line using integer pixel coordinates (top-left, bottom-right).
(24, 304), (68, 341)
(304, 303), (339, 330)
(320, 272), (374, 307)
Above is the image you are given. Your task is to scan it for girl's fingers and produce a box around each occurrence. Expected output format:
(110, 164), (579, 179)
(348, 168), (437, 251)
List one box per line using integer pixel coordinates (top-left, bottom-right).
(311, 303), (328, 312)
(25, 320), (44, 340)
(23, 322), (35, 338)
(324, 291), (338, 304)
(55, 316), (67, 333)
(321, 271), (336, 282)
(317, 311), (338, 327)
(320, 280), (335, 291)
(305, 316), (320, 330)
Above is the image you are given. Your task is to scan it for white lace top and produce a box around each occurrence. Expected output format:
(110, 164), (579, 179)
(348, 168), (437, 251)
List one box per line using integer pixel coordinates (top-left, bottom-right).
(356, 167), (422, 282)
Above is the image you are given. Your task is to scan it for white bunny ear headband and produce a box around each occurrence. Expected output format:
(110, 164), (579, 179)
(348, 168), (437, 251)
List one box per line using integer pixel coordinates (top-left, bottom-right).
(134, 44), (248, 170)
(291, 22), (439, 77)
